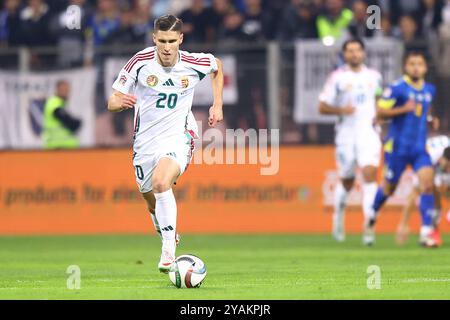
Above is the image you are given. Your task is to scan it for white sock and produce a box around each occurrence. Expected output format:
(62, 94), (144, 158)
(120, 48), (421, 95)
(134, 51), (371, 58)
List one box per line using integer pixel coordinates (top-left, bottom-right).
(334, 182), (348, 217)
(154, 189), (177, 255)
(420, 225), (433, 239)
(362, 182), (378, 221)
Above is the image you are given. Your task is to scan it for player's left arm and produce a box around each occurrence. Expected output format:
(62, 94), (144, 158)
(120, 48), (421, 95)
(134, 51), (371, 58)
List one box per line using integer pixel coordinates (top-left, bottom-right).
(377, 84), (415, 119)
(427, 105), (440, 131)
(373, 73), (384, 125)
(426, 84), (439, 130)
(208, 58), (224, 127)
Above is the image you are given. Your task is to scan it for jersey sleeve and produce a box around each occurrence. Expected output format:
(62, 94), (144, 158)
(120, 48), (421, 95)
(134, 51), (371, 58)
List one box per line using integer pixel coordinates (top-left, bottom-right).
(201, 53), (219, 74)
(112, 48), (155, 94)
(378, 83), (404, 110)
(112, 69), (136, 94)
(318, 72), (338, 106)
(180, 51), (219, 76)
(428, 83), (437, 99)
(375, 71), (383, 97)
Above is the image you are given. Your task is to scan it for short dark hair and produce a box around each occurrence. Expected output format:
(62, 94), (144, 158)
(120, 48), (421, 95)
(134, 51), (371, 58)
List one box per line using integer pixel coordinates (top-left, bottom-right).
(154, 15), (183, 32)
(444, 146), (450, 160)
(403, 50), (427, 65)
(342, 38), (365, 51)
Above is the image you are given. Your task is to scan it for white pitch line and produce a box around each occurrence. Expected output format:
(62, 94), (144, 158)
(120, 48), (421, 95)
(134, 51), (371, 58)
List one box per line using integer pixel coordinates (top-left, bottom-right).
(402, 278), (450, 283)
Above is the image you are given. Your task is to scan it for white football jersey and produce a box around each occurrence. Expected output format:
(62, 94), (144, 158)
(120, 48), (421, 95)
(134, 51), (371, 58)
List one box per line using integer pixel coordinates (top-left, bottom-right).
(319, 64), (382, 144)
(112, 46), (218, 154)
(427, 135), (450, 165)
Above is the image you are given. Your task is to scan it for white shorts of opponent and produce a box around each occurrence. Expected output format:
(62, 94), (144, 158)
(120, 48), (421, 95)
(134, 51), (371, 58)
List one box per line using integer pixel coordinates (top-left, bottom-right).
(335, 129), (381, 179)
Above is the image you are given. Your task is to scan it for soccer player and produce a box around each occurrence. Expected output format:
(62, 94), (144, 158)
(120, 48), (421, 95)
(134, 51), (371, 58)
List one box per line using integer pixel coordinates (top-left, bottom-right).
(318, 39), (383, 243)
(368, 51), (440, 247)
(107, 15), (224, 272)
(396, 135), (450, 246)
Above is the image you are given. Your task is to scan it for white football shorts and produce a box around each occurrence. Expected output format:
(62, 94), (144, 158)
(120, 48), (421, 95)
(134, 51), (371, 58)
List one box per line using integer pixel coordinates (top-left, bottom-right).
(132, 130), (196, 193)
(335, 129), (381, 179)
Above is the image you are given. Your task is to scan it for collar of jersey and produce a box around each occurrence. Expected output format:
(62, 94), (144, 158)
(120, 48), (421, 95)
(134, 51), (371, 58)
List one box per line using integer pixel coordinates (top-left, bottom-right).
(403, 75), (424, 90)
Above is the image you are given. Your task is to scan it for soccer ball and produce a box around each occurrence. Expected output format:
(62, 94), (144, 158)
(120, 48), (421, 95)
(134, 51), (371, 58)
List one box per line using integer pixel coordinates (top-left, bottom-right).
(169, 254), (207, 288)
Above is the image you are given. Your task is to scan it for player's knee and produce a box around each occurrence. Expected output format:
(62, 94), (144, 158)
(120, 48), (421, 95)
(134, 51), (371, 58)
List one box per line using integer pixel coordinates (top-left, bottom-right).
(152, 177), (171, 193)
(363, 172), (377, 183)
(362, 167), (377, 182)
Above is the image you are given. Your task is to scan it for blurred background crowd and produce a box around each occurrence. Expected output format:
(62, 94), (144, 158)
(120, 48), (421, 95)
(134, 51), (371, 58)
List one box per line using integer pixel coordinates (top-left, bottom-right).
(0, 0), (449, 147)
(1, 0), (450, 51)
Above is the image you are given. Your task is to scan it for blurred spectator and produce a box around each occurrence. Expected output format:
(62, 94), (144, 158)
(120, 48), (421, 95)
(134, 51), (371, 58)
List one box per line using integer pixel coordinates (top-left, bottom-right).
(222, 1), (269, 131)
(215, 0), (272, 43)
(156, 0), (191, 16)
(179, 0), (209, 44)
(239, 0), (271, 42)
(396, 14), (429, 54)
(234, 0), (246, 12)
(405, 0), (424, 13)
(50, 0), (90, 68)
(388, 0), (422, 26)
(419, 0), (444, 37)
(217, 8), (244, 43)
(0, 0), (22, 46)
(104, 8), (145, 46)
(440, 0), (450, 38)
(348, 0), (375, 38)
(46, 0), (70, 14)
(151, 0), (169, 17)
(373, 14), (394, 38)
(85, 0), (120, 118)
(43, 80), (82, 149)
(395, 14), (421, 42)
(132, 0), (155, 46)
(204, 0), (234, 43)
(19, 0), (53, 47)
(438, 0), (450, 76)
(278, 0), (318, 41)
(1, 0), (448, 49)
(316, 0), (353, 43)
(86, 0), (120, 47)
(257, 0), (288, 39)
(442, 0), (450, 27)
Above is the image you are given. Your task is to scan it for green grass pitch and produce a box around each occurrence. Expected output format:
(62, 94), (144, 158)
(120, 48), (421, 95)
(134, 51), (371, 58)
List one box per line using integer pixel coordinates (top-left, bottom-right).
(0, 234), (449, 299)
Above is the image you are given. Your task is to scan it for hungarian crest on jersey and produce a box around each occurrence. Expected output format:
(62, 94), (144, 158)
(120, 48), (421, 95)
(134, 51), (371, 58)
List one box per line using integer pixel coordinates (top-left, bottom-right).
(146, 75), (158, 87)
(181, 76), (189, 88)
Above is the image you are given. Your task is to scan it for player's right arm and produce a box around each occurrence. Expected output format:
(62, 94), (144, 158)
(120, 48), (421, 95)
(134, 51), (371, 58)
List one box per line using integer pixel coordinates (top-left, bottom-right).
(318, 102), (355, 115)
(377, 85), (415, 119)
(318, 71), (354, 116)
(107, 90), (137, 112)
(107, 48), (154, 112)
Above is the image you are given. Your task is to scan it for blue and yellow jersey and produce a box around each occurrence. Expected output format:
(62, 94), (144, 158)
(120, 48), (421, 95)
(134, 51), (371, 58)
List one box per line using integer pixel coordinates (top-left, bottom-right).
(378, 75), (436, 155)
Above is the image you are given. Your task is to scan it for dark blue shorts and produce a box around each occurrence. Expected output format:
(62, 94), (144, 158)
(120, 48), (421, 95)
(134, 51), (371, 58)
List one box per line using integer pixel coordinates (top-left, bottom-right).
(383, 150), (432, 184)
